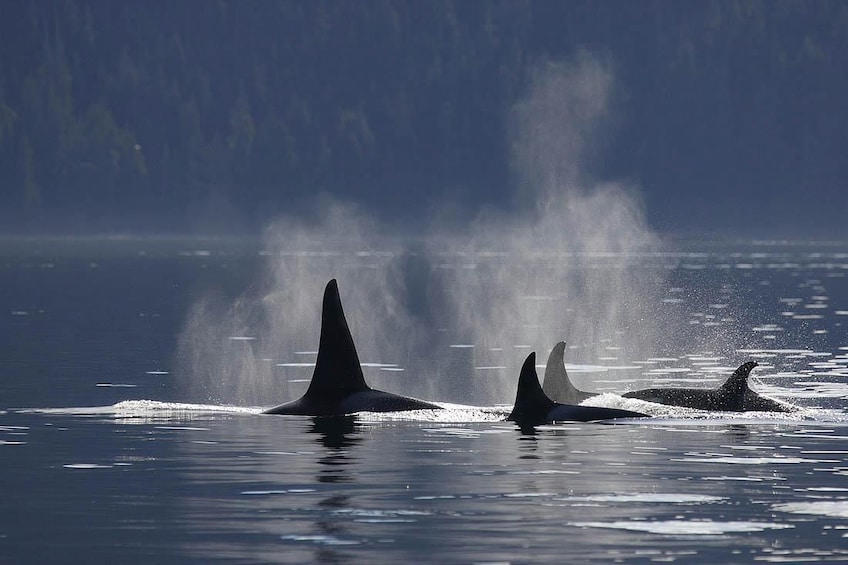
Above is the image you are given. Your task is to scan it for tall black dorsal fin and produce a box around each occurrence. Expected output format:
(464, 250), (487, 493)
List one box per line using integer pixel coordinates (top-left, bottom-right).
(508, 353), (557, 424)
(304, 279), (369, 399)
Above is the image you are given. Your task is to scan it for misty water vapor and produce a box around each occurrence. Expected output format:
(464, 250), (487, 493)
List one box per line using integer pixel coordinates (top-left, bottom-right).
(177, 204), (423, 405)
(177, 55), (687, 407)
(427, 56), (665, 402)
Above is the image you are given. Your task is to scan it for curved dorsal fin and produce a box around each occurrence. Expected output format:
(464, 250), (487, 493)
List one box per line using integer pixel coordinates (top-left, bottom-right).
(542, 341), (592, 404)
(718, 361), (758, 410)
(719, 361), (758, 392)
(304, 279), (369, 399)
(508, 353), (557, 424)
(542, 342), (567, 399)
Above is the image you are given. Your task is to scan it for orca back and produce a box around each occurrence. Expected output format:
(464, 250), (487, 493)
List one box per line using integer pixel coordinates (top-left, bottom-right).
(623, 361), (785, 412)
(743, 390), (793, 412)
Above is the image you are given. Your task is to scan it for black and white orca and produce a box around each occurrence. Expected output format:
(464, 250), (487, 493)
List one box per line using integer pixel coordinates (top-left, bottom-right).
(542, 343), (792, 412)
(622, 361), (793, 412)
(507, 352), (648, 427)
(264, 279), (441, 416)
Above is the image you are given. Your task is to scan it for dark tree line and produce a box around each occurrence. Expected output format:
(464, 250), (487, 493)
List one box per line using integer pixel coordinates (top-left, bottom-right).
(1, 1), (846, 233)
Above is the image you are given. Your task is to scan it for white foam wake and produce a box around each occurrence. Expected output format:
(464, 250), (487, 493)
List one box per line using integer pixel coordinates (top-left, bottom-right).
(18, 400), (262, 420)
(580, 393), (847, 423)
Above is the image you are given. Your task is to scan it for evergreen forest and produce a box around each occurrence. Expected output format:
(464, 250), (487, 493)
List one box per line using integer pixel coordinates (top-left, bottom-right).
(1, 1), (846, 234)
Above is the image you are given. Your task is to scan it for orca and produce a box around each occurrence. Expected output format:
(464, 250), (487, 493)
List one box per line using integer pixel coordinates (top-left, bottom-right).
(264, 279), (441, 416)
(541, 341), (595, 405)
(507, 352), (648, 427)
(622, 361), (794, 412)
(541, 345), (793, 413)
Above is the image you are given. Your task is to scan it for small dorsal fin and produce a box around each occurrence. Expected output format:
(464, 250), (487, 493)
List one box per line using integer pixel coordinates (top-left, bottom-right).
(508, 353), (557, 424)
(304, 279), (369, 400)
(718, 361), (758, 410)
(719, 361), (758, 392)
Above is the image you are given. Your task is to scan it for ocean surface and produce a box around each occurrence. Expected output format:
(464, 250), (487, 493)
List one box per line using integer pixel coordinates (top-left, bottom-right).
(2, 236), (847, 564)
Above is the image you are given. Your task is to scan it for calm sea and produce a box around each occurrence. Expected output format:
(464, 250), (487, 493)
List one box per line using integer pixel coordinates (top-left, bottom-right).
(2, 236), (847, 564)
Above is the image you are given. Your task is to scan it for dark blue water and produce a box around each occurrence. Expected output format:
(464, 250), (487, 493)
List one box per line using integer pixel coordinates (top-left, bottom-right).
(2, 236), (847, 564)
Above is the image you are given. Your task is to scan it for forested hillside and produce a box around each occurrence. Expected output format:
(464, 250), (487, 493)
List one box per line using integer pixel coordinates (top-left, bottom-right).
(1, 1), (846, 233)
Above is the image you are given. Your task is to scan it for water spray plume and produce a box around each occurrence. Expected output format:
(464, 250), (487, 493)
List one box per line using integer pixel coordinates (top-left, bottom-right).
(177, 202), (425, 405)
(425, 56), (666, 403)
(177, 54), (735, 407)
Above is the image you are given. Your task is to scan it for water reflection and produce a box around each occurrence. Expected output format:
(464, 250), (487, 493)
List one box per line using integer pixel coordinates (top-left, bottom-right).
(308, 416), (363, 562)
(516, 433), (541, 460)
(309, 415), (362, 484)
(310, 415), (361, 449)
(725, 424), (752, 442)
(513, 422), (539, 436)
